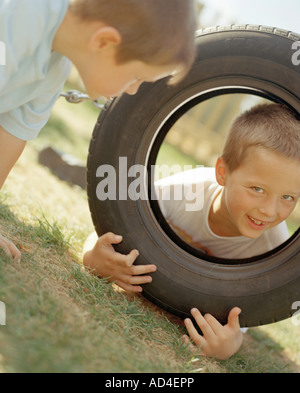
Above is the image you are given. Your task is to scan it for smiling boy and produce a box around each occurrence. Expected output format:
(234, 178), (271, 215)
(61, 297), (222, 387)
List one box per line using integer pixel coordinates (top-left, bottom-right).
(155, 103), (300, 260)
(212, 103), (300, 243)
(211, 147), (299, 240)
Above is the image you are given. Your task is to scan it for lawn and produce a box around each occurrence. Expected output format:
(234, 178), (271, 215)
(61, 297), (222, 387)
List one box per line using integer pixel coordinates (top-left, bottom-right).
(0, 82), (299, 373)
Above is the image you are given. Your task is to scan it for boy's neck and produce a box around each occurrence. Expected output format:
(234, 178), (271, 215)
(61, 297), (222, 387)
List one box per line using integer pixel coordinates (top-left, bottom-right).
(52, 10), (81, 58)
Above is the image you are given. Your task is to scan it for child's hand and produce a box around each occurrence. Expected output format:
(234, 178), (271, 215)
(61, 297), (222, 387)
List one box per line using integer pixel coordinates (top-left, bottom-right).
(83, 232), (157, 293)
(0, 232), (21, 262)
(183, 307), (243, 360)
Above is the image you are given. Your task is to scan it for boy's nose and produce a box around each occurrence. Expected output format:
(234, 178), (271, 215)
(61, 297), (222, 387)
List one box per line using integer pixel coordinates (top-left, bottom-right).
(258, 198), (278, 219)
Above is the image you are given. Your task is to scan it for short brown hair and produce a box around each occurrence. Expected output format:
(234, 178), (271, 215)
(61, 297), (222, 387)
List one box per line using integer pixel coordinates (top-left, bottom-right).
(222, 103), (300, 172)
(69, 0), (197, 82)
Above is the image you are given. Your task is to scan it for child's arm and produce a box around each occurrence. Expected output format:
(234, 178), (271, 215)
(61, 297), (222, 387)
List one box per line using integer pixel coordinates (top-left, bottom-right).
(183, 307), (243, 360)
(0, 126), (25, 261)
(0, 126), (26, 189)
(83, 231), (157, 293)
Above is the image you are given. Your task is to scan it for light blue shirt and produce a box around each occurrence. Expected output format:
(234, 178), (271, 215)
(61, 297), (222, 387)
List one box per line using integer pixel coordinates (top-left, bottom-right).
(0, 0), (71, 141)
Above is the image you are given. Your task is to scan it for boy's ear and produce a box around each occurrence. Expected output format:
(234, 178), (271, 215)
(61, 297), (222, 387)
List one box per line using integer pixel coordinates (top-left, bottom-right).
(215, 157), (228, 186)
(88, 26), (122, 52)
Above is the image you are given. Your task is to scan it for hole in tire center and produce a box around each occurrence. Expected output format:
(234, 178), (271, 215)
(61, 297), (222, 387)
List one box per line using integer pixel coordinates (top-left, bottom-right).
(150, 92), (300, 262)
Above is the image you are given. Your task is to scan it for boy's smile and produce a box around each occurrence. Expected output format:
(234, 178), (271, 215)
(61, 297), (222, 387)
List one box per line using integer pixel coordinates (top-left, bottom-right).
(210, 147), (300, 239)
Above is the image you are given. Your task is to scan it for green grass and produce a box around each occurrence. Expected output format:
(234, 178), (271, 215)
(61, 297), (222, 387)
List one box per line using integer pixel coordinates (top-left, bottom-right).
(0, 81), (299, 373)
(0, 192), (193, 373)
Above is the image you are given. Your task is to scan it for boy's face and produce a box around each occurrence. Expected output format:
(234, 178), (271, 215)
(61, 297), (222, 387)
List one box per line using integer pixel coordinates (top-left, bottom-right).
(214, 148), (300, 239)
(78, 47), (176, 100)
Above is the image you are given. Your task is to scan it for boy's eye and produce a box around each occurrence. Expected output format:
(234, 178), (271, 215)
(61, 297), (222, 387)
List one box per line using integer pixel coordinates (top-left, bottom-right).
(252, 187), (264, 194)
(282, 195), (294, 202)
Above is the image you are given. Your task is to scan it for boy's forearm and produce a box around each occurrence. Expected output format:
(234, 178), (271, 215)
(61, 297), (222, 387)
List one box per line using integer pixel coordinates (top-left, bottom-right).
(0, 126), (26, 189)
(0, 126), (26, 262)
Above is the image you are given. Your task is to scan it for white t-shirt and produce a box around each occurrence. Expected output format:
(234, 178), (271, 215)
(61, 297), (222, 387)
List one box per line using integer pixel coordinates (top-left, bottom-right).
(155, 167), (290, 259)
(0, 0), (71, 140)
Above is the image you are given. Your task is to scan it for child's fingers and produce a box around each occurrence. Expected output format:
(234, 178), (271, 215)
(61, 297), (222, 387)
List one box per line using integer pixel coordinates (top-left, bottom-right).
(11, 246), (21, 262)
(182, 335), (200, 353)
(115, 280), (143, 293)
(0, 236), (21, 262)
(190, 308), (215, 339)
(99, 234), (141, 268)
(100, 232), (123, 247)
(202, 313), (224, 335)
(130, 264), (157, 275)
(109, 249), (139, 269)
(109, 250), (154, 276)
(114, 271), (153, 293)
(227, 307), (242, 330)
(0, 240), (12, 258)
(184, 317), (206, 348)
(125, 274), (153, 286)
(124, 249), (140, 267)
(116, 265), (155, 286)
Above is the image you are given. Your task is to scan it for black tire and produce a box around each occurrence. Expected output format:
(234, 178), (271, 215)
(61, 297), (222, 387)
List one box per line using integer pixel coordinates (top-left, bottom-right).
(87, 25), (300, 327)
